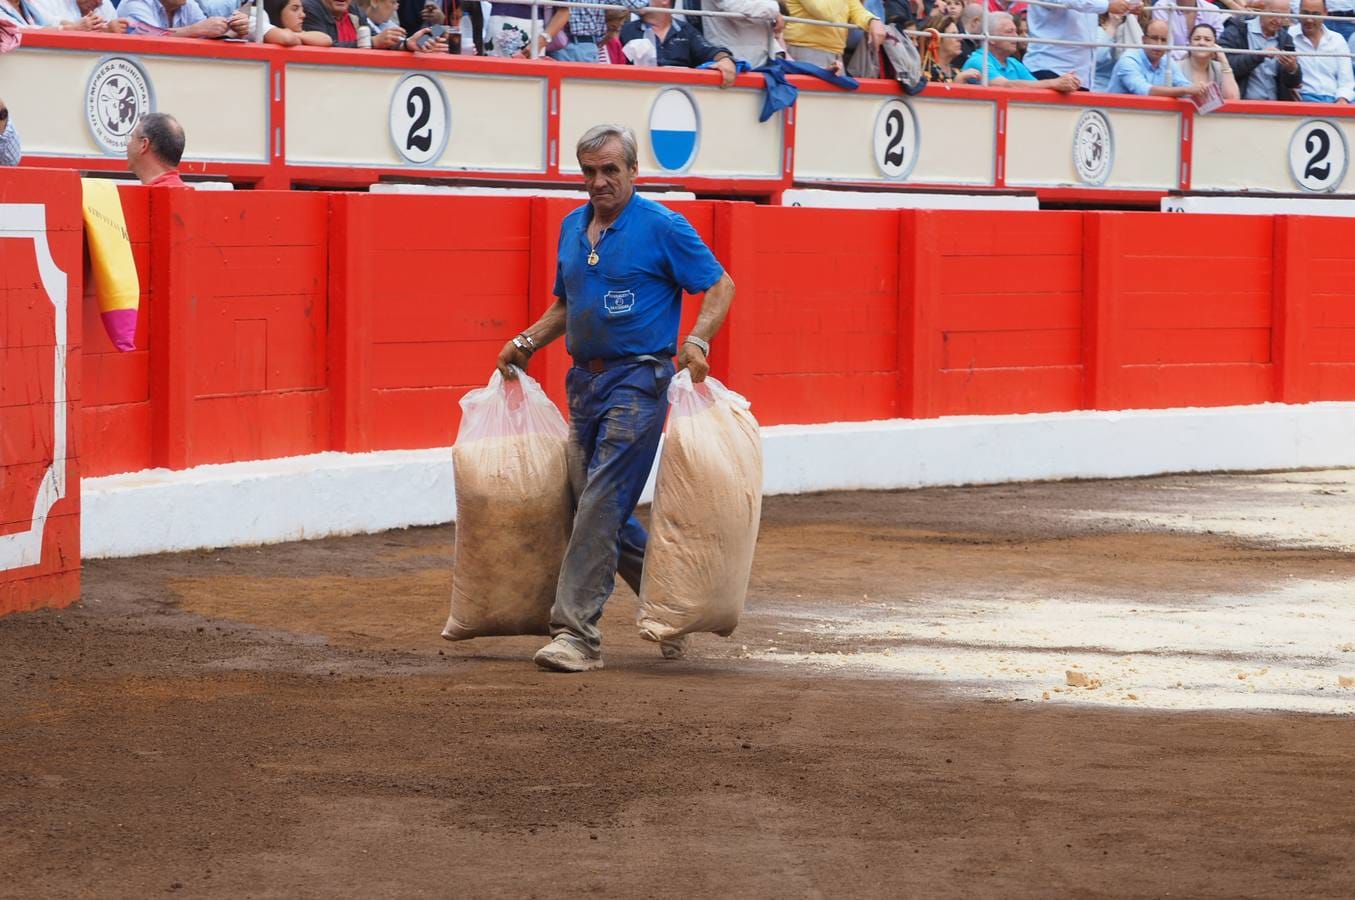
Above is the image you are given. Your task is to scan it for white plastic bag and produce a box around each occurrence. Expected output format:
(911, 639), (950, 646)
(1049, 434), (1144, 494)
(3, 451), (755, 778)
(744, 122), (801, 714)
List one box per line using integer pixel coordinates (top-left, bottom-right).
(637, 371), (763, 641)
(442, 368), (571, 641)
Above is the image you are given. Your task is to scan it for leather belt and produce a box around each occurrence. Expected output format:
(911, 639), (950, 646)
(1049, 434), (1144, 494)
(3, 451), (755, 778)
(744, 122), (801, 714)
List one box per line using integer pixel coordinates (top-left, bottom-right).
(573, 354), (664, 374)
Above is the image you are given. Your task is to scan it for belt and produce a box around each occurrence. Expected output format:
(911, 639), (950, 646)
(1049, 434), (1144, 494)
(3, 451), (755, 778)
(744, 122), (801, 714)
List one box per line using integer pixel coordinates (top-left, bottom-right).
(1330, 9), (1355, 15)
(573, 354), (664, 374)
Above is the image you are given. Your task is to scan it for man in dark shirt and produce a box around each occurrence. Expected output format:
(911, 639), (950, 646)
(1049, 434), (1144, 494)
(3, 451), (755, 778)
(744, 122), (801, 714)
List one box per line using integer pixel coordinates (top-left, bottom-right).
(620, 0), (738, 86)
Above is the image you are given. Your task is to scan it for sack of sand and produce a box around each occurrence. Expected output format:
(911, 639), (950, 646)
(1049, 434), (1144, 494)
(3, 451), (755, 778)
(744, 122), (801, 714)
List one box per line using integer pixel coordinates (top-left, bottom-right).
(637, 370), (763, 642)
(442, 368), (571, 641)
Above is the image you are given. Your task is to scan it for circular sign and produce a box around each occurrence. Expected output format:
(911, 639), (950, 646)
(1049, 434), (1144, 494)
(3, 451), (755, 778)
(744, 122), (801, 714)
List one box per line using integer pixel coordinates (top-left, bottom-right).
(84, 56), (154, 156)
(1289, 119), (1348, 193)
(1073, 109), (1113, 187)
(389, 74), (450, 166)
(649, 88), (700, 172)
(873, 99), (919, 180)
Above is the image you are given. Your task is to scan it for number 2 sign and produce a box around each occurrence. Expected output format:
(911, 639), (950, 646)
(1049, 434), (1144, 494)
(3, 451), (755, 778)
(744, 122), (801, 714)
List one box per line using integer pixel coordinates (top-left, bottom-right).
(389, 74), (450, 166)
(1289, 119), (1348, 193)
(873, 99), (919, 180)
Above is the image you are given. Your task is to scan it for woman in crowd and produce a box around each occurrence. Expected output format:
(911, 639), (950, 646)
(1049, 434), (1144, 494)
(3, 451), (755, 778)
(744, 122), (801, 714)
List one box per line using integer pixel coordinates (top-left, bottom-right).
(600, 7), (629, 63)
(264, 0), (334, 43)
(917, 13), (970, 82)
(1093, 8), (1140, 91)
(1183, 20), (1240, 99)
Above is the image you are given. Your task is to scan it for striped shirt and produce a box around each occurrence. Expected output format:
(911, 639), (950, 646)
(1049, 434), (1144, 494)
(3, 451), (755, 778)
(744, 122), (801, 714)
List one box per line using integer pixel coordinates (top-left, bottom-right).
(0, 124), (20, 167)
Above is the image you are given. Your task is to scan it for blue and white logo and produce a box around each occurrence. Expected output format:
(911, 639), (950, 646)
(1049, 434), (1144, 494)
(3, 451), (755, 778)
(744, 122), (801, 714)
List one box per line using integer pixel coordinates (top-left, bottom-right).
(648, 88), (699, 173)
(604, 290), (636, 315)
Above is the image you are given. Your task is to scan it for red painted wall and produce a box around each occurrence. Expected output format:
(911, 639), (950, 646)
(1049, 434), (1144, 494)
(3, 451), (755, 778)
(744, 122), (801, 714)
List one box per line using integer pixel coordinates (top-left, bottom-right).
(53, 179), (1355, 479)
(1, 169), (82, 615)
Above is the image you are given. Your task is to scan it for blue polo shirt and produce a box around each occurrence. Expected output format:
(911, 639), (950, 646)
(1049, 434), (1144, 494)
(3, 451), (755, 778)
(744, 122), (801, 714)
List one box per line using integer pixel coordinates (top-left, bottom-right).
(555, 193), (724, 363)
(962, 51), (1036, 83)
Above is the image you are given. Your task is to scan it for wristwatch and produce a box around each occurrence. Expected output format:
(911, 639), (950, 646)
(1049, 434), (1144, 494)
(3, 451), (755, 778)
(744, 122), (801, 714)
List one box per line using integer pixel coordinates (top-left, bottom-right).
(683, 334), (710, 356)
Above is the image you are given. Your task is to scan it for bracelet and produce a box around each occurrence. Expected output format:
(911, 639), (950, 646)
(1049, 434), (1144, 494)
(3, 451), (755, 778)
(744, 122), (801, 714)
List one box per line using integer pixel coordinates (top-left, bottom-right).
(520, 332), (538, 351)
(683, 334), (710, 356)
(511, 335), (534, 355)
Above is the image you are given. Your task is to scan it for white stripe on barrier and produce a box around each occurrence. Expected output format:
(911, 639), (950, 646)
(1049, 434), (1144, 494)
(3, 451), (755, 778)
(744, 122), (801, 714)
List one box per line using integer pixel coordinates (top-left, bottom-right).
(82, 402), (1355, 558)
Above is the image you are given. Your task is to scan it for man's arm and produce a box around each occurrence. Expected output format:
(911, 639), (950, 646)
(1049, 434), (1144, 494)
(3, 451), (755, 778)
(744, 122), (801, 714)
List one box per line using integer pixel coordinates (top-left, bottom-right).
(1337, 48), (1354, 103)
(676, 272), (735, 383)
(496, 298), (568, 379)
(1217, 17), (1261, 83)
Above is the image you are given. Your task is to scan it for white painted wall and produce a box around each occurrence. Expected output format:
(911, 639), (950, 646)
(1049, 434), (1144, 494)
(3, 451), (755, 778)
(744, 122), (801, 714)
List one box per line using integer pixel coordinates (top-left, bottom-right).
(82, 403), (1355, 558)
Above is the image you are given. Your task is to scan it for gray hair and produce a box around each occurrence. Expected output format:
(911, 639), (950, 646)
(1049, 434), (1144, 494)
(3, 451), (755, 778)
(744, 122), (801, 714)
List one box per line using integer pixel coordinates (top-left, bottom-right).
(136, 112), (186, 166)
(989, 11), (1014, 29)
(577, 123), (638, 169)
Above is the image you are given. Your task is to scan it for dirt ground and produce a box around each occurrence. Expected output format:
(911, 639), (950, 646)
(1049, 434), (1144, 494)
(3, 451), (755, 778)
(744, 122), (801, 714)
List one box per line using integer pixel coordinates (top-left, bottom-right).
(3, 474), (1355, 899)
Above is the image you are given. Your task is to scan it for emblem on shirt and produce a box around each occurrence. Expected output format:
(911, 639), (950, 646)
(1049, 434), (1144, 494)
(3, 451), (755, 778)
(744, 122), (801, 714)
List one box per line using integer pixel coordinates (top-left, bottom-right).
(1289, 119), (1348, 193)
(85, 56), (154, 156)
(1072, 109), (1113, 187)
(603, 290), (636, 315)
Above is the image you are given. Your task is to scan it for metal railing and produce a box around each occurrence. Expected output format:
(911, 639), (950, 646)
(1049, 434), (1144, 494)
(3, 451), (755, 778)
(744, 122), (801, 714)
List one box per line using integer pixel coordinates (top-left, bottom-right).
(512, 0), (1355, 100)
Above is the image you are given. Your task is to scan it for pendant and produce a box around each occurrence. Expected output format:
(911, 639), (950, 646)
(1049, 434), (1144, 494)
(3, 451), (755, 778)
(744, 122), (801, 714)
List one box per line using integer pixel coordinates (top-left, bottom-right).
(587, 250), (599, 266)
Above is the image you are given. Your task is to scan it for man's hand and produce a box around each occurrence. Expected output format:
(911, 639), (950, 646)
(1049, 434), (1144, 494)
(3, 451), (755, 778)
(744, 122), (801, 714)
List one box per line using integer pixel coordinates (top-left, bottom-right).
(867, 18), (886, 51)
(1107, 0), (1141, 15)
(227, 10), (250, 36)
(1052, 72), (1081, 92)
(421, 2), (446, 24)
(677, 342), (709, 383)
(373, 26), (406, 48)
(496, 340), (530, 380)
(715, 56), (737, 88)
(191, 16), (232, 38)
(407, 26), (449, 51)
(1278, 50), (1298, 73)
(107, 16), (129, 32)
(772, 12), (785, 34)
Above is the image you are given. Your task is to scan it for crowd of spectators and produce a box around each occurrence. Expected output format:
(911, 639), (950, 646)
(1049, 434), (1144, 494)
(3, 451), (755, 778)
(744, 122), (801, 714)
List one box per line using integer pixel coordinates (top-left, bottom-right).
(904, 0), (1353, 102)
(2, 0), (1355, 102)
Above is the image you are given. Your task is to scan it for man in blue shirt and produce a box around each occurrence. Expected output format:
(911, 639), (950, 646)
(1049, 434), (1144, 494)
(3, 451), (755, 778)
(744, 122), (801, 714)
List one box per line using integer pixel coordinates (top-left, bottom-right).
(495, 123), (736, 673)
(1108, 17), (1208, 96)
(961, 12), (1082, 91)
(118, 0), (249, 36)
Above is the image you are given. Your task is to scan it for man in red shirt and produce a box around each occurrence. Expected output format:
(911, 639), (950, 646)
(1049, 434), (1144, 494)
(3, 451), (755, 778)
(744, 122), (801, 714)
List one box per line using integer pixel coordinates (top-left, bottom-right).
(126, 112), (187, 187)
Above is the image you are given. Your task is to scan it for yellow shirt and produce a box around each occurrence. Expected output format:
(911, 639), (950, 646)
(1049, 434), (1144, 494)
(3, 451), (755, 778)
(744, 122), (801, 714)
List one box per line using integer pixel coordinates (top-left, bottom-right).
(784, 0), (877, 56)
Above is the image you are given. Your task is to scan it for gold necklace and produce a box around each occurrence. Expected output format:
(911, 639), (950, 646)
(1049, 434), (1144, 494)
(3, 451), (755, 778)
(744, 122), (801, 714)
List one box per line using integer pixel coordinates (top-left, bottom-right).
(587, 224), (611, 266)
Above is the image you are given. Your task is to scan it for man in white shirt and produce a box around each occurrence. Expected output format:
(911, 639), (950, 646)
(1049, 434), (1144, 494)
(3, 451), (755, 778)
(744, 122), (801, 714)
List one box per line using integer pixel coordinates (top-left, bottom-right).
(1024, 0), (1143, 87)
(701, 0), (783, 65)
(1291, 0), (1354, 101)
(27, 0), (127, 30)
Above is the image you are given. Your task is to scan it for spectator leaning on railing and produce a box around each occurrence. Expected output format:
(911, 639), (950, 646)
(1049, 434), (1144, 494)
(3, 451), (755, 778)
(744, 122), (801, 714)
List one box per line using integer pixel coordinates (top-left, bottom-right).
(783, 0), (886, 72)
(28, 0), (127, 31)
(117, 0), (250, 37)
(1183, 20), (1241, 95)
(619, 0), (739, 83)
(1218, 0), (1303, 100)
(0, 96), (19, 167)
(263, 0), (334, 43)
(917, 12), (966, 80)
(1108, 15), (1210, 93)
(1024, 0), (1143, 87)
(701, 0), (785, 66)
(1151, 0), (1224, 59)
(303, 0), (448, 47)
(962, 10), (1083, 86)
(1290, 0), (1355, 100)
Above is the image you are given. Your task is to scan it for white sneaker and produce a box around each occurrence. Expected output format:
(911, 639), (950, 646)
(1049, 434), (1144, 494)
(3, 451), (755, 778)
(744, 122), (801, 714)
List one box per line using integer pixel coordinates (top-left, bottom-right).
(533, 637), (604, 673)
(659, 635), (690, 660)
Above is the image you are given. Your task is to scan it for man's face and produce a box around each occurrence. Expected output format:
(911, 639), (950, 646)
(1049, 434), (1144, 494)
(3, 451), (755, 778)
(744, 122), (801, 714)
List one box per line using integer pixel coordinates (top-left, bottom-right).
(327, 0), (349, 16)
(1143, 20), (1169, 64)
(578, 138), (637, 221)
(992, 18), (1018, 56)
(1300, 0), (1325, 37)
(125, 124), (144, 167)
(1259, 0), (1290, 36)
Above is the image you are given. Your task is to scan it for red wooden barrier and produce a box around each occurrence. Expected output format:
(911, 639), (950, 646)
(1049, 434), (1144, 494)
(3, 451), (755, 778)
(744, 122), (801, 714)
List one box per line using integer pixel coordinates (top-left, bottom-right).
(45, 172), (1355, 482)
(0, 169), (82, 615)
(82, 186), (152, 477)
(151, 188), (329, 468)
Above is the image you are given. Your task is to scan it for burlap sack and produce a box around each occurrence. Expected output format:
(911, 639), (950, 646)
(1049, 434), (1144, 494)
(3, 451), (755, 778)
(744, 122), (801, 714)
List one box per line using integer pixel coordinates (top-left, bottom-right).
(442, 368), (571, 641)
(637, 371), (763, 641)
